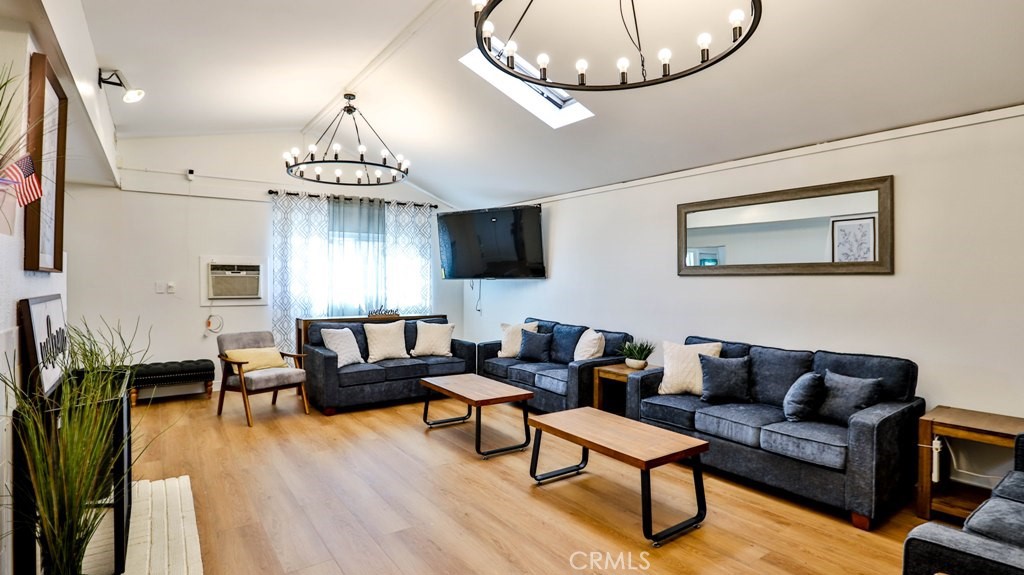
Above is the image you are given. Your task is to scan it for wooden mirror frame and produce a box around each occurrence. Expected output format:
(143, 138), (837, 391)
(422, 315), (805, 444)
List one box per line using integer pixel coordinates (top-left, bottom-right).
(677, 175), (894, 276)
(24, 52), (67, 273)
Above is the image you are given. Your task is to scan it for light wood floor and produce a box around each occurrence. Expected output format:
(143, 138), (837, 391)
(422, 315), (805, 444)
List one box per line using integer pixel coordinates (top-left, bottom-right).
(132, 393), (928, 575)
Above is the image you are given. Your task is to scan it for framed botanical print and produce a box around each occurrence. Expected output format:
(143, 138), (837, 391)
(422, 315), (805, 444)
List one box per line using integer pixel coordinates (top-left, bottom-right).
(831, 216), (876, 262)
(24, 52), (67, 272)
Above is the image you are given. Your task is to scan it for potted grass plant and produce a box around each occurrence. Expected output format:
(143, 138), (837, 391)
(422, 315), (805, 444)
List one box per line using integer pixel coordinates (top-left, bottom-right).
(620, 339), (655, 370)
(2, 321), (146, 575)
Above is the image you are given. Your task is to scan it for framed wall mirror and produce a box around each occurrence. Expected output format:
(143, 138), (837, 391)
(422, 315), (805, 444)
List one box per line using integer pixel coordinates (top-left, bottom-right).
(677, 175), (894, 275)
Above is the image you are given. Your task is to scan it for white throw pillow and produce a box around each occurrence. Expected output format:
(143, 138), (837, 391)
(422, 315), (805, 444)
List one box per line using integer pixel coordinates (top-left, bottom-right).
(320, 328), (365, 368)
(574, 329), (606, 361)
(364, 320), (410, 363)
(659, 341), (723, 395)
(411, 322), (455, 357)
(498, 322), (539, 358)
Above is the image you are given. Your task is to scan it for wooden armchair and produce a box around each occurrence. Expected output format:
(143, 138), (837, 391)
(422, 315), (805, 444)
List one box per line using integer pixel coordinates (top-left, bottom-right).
(216, 331), (309, 427)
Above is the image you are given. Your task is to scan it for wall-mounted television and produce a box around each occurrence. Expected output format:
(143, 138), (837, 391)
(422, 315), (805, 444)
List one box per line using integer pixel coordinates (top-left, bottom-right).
(437, 205), (546, 279)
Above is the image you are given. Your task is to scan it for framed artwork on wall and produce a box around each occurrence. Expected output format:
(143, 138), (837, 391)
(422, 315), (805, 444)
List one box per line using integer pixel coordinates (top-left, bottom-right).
(831, 216), (876, 263)
(16, 294), (67, 396)
(24, 52), (67, 273)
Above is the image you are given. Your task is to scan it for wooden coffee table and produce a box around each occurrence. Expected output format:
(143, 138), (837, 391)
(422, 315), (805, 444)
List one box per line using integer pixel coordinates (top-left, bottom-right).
(420, 374), (534, 459)
(529, 407), (709, 546)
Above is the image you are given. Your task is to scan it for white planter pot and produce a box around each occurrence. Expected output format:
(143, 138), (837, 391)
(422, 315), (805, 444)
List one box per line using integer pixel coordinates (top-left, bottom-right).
(624, 358), (648, 370)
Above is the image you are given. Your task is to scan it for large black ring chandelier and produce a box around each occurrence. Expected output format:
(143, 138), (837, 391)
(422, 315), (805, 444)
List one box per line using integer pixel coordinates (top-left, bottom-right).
(471, 0), (761, 92)
(283, 94), (409, 186)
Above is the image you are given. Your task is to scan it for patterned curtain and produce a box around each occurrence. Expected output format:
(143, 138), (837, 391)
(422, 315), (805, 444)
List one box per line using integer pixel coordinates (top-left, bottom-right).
(271, 192), (435, 350)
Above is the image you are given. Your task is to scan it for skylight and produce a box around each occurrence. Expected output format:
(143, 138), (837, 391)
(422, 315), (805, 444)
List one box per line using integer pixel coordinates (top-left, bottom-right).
(460, 39), (594, 130)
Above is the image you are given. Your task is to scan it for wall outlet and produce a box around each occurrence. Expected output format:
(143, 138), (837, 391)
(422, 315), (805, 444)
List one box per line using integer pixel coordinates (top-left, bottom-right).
(166, 281), (177, 294)
(154, 282), (166, 294)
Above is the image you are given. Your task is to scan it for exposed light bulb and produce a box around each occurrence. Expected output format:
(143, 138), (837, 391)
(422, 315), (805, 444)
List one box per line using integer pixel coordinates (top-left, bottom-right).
(472, 0), (485, 10)
(697, 33), (712, 50)
(390, 169), (397, 176)
(374, 169), (383, 183)
(537, 53), (550, 67)
(505, 41), (517, 56)
(575, 59), (589, 73)
(356, 169), (364, 179)
(729, 9), (745, 26)
(308, 144), (317, 153)
(482, 20), (494, 37)
(616, 57), (630, 72)
(282, 151), (291, 161)
(314, 166), (322, 174)
(332, 143), (341, 152)
(290, 147), (300, 157)
(396, 154), (405, 163)
(381, 148), (389, 159)
(658, 48), (672, 64)
(358, 144), (367, 154)
(335, 169), (342, 177)
(122, 89), (145, 104)
(390, 169), (398, 182)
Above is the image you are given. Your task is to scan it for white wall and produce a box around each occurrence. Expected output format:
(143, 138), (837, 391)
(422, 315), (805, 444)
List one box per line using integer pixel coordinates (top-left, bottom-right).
(462, 108), (1024, 418)
(65, 132), (463, 372)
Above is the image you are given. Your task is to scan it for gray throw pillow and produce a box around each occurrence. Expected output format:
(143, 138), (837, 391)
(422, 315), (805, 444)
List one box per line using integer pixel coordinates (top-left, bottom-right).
(818, 369), (883, 424)
(783, 372), (824, 422)
(550, 324), (587, 364)
(518, 330), (552, 362)
(699, 355), (751, 404)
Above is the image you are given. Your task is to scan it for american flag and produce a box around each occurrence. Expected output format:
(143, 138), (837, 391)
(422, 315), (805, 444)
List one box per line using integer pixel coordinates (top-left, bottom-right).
(2, 155), (43, 207)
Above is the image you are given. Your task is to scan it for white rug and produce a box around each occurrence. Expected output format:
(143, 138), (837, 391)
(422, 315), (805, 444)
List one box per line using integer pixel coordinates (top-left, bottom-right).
(84, 475), (203, 574)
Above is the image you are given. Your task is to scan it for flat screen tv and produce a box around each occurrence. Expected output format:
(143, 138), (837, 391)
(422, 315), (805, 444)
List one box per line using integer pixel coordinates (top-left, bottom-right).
(437, 205), (546, 279)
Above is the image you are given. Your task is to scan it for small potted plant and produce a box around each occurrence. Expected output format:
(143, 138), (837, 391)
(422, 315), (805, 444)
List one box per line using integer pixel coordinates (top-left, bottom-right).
(620, 340), (655, 370)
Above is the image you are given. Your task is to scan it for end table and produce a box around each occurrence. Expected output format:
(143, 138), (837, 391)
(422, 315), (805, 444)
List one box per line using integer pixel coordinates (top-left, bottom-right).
(593, 363), (658, 413)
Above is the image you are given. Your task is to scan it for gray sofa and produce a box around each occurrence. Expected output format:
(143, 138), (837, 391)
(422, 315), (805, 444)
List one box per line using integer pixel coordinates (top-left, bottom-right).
(904, 434), (1024, 575)
(626, 335), (924, 529)
(304, 318), (476, 414)
(477, 317), (633, 413)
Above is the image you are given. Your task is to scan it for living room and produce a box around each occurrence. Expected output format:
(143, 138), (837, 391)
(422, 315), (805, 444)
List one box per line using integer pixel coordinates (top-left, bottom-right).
(2, 0), (1024, 574)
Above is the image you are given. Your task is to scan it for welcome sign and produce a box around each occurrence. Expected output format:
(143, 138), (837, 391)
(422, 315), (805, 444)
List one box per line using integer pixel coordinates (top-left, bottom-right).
(17, 294), (67, 395)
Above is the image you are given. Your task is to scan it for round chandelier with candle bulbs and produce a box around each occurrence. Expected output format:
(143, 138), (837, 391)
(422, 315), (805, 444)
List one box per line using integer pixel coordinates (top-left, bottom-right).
(283, 93), (410, 186)
(470, 0), (761, 92)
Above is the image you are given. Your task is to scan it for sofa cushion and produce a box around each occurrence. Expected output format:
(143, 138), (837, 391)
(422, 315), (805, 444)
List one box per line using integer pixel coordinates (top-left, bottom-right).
(761, 421), (849, 471)
(519, 330), (552, 362)
(321, 328), (365, 368)
(964, 497), (1024, 548)
(660, 341), (722, 395)
(524, 317), (558, 334)
(574, 329), (605, 361)
(749, 345), (814, 407)
(994, 471), (1024, 504)
(813, 350), (918, 402)
(640, 394), (705, 430)
(685, 336), (751, 359)
(483, 357), (523, 379)
(694, 404), (786, 447)
(551, 324), (587, 364)
(309, 322), (369, 358)
(597, 330), (631, 357)
(405, 317), (446, 352)
(374, 358), (428, 381)
(535, 368), (569, 395)
(410, 321), (453, 357)
(498, 321), (539, 358)
(783, 372), (825, 422)
(699, 355), (751, 404)
(365, 321), (410, 363)
(418, 356), (466, 377)
(336, 363), (386, 387)
(818, 370), (883, 424)
(508, 362), (565, 385)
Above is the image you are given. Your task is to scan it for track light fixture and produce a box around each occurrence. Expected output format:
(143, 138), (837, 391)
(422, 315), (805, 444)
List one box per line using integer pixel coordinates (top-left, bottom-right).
(98, 69), (145, 103)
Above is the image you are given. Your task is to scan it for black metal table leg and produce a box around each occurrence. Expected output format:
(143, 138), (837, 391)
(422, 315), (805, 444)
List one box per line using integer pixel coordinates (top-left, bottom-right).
(530, 429), (590, 483)
(422, 389), (472, 427)
(476, 401), (532, 459)
(641, 455), (707, 547)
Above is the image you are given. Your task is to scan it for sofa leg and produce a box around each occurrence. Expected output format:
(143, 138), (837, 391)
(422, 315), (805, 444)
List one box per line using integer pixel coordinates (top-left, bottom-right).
(322, 407), (338, 416)
(851, 512), (871, 530)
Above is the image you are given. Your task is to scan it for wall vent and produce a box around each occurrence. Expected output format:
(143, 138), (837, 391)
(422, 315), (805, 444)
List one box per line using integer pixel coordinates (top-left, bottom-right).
(208, 264), (261, 299)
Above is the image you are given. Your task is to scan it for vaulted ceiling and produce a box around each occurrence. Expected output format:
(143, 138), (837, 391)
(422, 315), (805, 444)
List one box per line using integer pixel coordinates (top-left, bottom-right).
(83, 0), (1024, 208)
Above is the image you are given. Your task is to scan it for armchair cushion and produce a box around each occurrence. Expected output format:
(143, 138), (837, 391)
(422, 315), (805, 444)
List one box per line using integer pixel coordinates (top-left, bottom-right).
(551, 324), (587, 364)
(535, 368), (569, 395)
(761, 421), (849, 471)
(224, 347), (288, 374)
(994, 471), (1024, 504)
(640, 393), (704, 430)
(483, 357), (523, 379)
(699, 355), (751, 404)
(228, 367), (304, 391)
(694, 403), (786, 447)
(749, 345), (814, 407)
(819, 370), (883, 424)
(321, 328), (364, 368)
(365, 321), (410, 363)
(336, 363), (386, 387)
(519, 330), (553, 362)
(965, 498), (1024, 548)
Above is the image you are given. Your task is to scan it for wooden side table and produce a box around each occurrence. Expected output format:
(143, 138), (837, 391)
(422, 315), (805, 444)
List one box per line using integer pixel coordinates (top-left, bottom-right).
(917, 405), (1024, 519)
(593, 363), (659, 413)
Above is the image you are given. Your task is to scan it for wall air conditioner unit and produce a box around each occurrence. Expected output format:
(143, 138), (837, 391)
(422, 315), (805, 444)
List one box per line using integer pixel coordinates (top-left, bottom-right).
(208, 263), (261, 299)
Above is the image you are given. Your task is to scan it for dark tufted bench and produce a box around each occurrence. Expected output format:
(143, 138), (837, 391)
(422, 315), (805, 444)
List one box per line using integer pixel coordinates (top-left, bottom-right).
(131, 359), (215, 406)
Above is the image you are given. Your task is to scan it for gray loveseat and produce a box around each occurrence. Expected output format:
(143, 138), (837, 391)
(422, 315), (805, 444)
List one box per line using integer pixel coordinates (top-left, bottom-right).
(626, 335), (924, 529)
(304, 317), (476, 414)
(478, 317), (632, 413)
(903, 434), (1024, 575)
